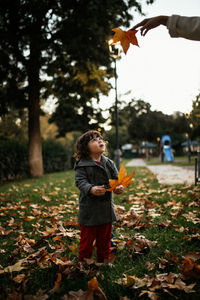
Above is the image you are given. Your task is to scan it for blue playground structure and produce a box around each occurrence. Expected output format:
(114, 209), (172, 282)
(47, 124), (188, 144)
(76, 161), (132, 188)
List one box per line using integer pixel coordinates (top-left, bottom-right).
(161, 135), (174, 162)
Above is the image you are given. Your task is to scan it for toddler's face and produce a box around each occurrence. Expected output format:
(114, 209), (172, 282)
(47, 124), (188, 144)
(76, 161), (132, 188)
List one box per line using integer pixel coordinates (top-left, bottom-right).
(88, 136), (105, 155)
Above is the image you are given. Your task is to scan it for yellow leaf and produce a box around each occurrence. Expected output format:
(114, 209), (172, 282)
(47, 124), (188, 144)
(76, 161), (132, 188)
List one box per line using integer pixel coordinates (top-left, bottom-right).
(125, 274), (138, 287)
(68, 244), (77, 253)
(118, 162), (127, 183)
(106, 162), (135, 191)
(111, 28), (139, 54)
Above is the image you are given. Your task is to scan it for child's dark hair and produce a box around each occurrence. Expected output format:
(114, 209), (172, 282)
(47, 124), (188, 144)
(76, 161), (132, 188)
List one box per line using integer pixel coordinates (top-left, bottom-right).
(74, 130), (107, 160)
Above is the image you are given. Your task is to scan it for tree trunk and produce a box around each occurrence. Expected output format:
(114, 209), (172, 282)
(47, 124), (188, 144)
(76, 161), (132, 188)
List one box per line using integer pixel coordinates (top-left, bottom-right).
(28, 37), (43, 177)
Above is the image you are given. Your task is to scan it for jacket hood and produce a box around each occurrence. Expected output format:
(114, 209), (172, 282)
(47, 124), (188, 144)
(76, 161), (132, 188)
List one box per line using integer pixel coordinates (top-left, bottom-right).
(74, 155), (109, 170)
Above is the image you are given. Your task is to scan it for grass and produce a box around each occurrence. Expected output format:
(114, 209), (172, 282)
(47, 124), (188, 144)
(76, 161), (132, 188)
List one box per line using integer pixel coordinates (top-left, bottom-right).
(145, 155), (196, 167)
(0, 165), (200, 299)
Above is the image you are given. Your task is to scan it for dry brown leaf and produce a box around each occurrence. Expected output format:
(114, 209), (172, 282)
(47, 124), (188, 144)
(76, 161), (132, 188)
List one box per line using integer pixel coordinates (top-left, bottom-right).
(180, 257), (200, 279)
(125, 274), (138, 287)
(61, 289), (93, 300)
(12, 273), (26, 284)
(24, 288), (49, 300)
(184, 251), (200, 262)
(61, 277), (107, 300)
(145, 261), (155, 271)
(139, 290), (158, 300)
(0, 259), (28, 274)
(54, 272), (62, 287)
(88, 277), (99, 291)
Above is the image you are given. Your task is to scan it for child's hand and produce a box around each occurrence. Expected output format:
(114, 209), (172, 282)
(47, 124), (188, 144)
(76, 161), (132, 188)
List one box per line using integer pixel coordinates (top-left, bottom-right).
(90, 185), (106, 196)
(113, 185), (124, 194)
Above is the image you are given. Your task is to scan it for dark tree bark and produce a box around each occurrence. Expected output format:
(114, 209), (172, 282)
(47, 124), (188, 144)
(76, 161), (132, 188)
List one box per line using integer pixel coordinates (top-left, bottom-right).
(28, 33), (43, 177)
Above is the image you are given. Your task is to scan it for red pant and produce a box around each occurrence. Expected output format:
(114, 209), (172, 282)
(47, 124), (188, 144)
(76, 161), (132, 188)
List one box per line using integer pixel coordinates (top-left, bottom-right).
(78, 222), (112, 262)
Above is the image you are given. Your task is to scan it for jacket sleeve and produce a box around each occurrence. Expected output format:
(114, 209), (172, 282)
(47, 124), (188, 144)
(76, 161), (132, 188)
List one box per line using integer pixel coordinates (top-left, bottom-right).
(167, 15), (200, 41)
(75, 167), (94, 196)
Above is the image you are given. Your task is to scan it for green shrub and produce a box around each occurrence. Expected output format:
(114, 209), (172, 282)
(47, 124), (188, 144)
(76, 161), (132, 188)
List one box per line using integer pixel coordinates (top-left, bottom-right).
(42, 139), (73, 173)
(0, 139), (73, 182)
(0, 139), (29, 181)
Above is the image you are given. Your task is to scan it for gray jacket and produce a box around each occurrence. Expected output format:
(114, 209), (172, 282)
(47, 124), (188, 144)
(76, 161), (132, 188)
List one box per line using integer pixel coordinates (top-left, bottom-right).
(74, 155), (118, 226)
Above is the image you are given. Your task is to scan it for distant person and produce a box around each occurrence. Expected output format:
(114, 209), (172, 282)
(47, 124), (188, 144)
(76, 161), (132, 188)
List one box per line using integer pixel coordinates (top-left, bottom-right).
(132, 15), (200, 41)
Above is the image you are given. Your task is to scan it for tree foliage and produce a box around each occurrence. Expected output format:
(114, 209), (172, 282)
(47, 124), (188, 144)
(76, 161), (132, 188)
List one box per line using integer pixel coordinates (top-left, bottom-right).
(109, 99), (188, 149)
(0, 0), (155, 176)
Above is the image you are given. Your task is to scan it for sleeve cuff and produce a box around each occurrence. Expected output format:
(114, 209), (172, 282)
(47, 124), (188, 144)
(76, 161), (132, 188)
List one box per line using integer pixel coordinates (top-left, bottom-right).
(166, 15), (180, 37)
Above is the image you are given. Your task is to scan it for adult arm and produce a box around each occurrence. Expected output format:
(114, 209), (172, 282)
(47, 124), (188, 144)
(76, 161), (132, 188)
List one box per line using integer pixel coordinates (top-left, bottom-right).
(167, 15), (200, 41)
(132, 15), (200, 41)
(131, 15), (168, 36)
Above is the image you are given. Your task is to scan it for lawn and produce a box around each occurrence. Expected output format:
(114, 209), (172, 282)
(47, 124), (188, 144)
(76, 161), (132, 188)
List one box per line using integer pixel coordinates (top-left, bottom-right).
(145, 155), (196, 167)
(0, 165), (200, 300)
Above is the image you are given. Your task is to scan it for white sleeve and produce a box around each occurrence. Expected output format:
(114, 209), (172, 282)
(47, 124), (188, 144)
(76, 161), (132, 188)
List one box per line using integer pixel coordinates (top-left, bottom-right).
(167, 15), (200, 41)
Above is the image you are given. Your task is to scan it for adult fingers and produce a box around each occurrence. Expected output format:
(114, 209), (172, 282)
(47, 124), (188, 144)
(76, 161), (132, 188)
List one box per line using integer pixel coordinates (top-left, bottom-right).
(131, 19), (148, 30)
(140, 24), (150, 36)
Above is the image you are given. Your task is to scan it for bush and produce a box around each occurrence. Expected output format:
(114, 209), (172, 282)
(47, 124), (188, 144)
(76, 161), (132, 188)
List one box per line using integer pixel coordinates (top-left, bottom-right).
(0, 139), (73, 182)
(42, 139), (73, 173)
(0, 139), (29, 181)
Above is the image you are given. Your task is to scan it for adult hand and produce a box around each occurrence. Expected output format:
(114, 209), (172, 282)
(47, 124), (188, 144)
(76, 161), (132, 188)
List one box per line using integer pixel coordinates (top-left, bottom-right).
(131, 15), (169, 36)
(90, 185), (106, 196)
(114, 185), (124, 194)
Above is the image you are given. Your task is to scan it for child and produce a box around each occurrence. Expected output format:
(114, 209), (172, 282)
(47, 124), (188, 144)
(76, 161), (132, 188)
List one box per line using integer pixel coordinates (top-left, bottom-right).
(74, 130), (123, 264)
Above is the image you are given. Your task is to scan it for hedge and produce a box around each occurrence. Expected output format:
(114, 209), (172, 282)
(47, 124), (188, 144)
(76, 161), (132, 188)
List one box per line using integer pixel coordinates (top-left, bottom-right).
(0, 139), (73, 182)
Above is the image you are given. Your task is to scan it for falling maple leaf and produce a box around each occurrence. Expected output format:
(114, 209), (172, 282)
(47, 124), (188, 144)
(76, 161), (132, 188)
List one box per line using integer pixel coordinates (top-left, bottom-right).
(106, 162), (135, 191)
(110, 28), (139, 54)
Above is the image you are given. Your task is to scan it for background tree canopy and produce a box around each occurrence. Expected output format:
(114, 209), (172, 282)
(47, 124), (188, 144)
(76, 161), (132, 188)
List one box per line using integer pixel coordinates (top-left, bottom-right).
(0, 0), (155, 177)
(107, 98), (191, 155)
(1, 0), (198, 180)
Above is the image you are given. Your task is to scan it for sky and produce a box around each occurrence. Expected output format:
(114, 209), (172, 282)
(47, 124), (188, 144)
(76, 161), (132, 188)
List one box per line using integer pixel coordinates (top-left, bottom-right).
(99, 0), (200, 117)
(43, 0), (200, 122)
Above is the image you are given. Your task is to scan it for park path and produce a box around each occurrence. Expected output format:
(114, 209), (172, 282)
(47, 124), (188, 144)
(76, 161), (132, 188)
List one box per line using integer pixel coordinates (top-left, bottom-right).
(126, 158), (147, 167)
(126, 159), (194, 185)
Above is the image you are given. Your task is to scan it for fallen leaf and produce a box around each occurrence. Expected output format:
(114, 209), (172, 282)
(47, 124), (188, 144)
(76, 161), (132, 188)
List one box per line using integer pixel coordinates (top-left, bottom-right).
(54, 272), (62, 287)
(12, 273), (26, 284)
(139, 290), (158, 300)
(180, 257), (200, 279)
(24, 288), (49, 300)
(146, 261), (155, 271)
(42, 195), (51, 202)
(68, 244), (77, 253)
(88, 277), (99, 291)
(61, 277), (107, 300)
(184, 251), (200, 262)
(0, 259), (27, 274)
(61, 289), (93, 300)
(125, 274), (138, 287)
